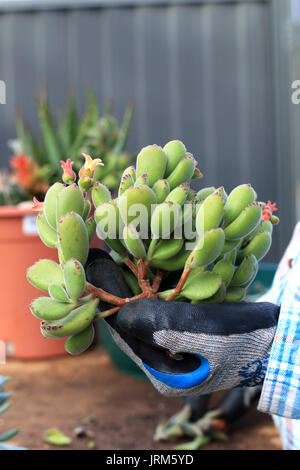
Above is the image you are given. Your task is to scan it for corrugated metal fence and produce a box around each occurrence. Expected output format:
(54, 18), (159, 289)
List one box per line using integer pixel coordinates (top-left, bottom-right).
(292, 20), (300, 222)
(0, 0), (295, 261)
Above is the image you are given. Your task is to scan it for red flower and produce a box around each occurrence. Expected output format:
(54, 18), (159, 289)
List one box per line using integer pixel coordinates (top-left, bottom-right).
(10, 153), (49, 196)
(262, 200), (278, 221)
(11, 154), (36, 190)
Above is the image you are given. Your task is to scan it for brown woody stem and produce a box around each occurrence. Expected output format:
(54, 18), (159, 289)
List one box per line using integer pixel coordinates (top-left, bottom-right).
(166, 267), (191, 301)
(124, 257), (138, 277)
(152, 269), (164, 293)
(87, 282), (153, 308)
(125, 292), (151, 302)
(86, 255), (159, 318)
(86, 283), (127, 306)
(137, 258), (153, 296)
(94, 290), (158, 320)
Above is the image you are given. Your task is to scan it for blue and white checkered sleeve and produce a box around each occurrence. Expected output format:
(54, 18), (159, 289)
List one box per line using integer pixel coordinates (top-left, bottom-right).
(257, 247), (300, 418)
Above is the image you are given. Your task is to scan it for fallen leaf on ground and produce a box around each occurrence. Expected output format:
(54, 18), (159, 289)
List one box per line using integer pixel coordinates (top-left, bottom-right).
(44, 428), (72, 446)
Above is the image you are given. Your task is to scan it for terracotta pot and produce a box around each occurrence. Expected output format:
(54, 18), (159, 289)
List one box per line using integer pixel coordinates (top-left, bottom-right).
(0, 205), (105, 359)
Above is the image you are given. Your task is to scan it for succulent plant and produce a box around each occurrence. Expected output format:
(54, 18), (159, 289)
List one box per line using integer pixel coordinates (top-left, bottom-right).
(81, 100), (135, 190)
(27, 141), (279, 355)
(0, 376), (26, 450)
(15, 91), (134, 194)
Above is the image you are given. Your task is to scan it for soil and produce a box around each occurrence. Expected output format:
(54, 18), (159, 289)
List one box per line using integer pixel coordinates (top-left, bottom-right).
(1, 346), (282, 451)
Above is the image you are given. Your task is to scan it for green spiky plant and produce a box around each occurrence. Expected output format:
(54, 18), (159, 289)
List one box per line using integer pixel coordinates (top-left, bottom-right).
(27, 141), (279, 356)
(81, 99), (135, 190)
(13, 90), (134, 198)
(0, 376), (26, 450)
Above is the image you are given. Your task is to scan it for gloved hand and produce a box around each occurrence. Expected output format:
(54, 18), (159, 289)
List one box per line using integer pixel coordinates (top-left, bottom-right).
(85, 249), (280, 397)
(116, 298), (279, 396)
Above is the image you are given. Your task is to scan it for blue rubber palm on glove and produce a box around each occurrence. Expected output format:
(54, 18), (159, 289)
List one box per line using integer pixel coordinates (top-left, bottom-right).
(85, 249), (280, 397)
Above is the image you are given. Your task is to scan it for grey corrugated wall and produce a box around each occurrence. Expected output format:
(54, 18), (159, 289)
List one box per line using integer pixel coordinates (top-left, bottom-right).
(0, 0), (295, 261)
(292, 21), (300, 222)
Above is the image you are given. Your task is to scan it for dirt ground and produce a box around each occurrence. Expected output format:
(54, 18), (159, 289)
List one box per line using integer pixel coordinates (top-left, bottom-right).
(1, 346), (282, 451)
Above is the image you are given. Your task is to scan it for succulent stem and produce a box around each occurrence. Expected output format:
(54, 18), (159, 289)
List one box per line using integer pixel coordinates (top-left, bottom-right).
(123, 257), (138, 277)
(86, 278), (158, 312)
(152, 269), (164, 293)
(86, 282), (127, 306)
(95, 285), (159, 319)
(166, 267), (191, 301)
(137, 259), (153, 296)
(96, 306), (121, 319)
(146, 237), (159, 263)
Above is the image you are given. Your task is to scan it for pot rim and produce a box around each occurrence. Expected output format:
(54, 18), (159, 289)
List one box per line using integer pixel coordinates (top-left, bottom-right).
(0, 202), (36, 218)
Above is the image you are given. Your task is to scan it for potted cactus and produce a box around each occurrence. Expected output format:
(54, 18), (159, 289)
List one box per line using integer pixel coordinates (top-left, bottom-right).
(26, 140), (279, 362)
(0, 91), (134, 359)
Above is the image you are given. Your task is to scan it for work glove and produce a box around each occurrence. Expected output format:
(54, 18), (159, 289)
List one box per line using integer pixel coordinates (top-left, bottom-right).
(116, 298), (279, 396)
(85, 249), (280, 397)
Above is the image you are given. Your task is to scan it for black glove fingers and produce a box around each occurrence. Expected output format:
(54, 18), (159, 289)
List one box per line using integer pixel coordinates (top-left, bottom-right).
(84, 248), (133, 329)
(116, 298), (172, 346)
(85, 249), (133, 300)
(117, 298), (280, 342)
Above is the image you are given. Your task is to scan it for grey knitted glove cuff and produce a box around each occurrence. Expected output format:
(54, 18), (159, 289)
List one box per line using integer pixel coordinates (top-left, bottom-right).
(108, 322), (276, 396)
(110, 299), (279, 397)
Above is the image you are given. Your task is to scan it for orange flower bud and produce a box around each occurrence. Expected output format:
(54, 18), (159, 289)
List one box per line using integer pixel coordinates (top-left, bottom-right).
(79, 153), (104, 179)
(60, 159), (76, 185)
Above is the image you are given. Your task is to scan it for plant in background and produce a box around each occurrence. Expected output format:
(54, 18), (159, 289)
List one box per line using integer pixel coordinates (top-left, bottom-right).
(0, 170), (27, 206)
(10, 153), (50, 200)
(81, 99), (135, 190)
(27, 140), (279, 356)
(0, 376), (25, 450)
(1, 90), (134, 206)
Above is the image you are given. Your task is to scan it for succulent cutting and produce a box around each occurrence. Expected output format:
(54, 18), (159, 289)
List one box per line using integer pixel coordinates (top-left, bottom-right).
(27, 140), (279, 355)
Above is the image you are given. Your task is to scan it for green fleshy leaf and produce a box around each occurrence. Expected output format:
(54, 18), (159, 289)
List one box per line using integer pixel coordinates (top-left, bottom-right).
(27, 260), (64, 293)
(48, 284), (70, 303)
(44, 429), (72, 446)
